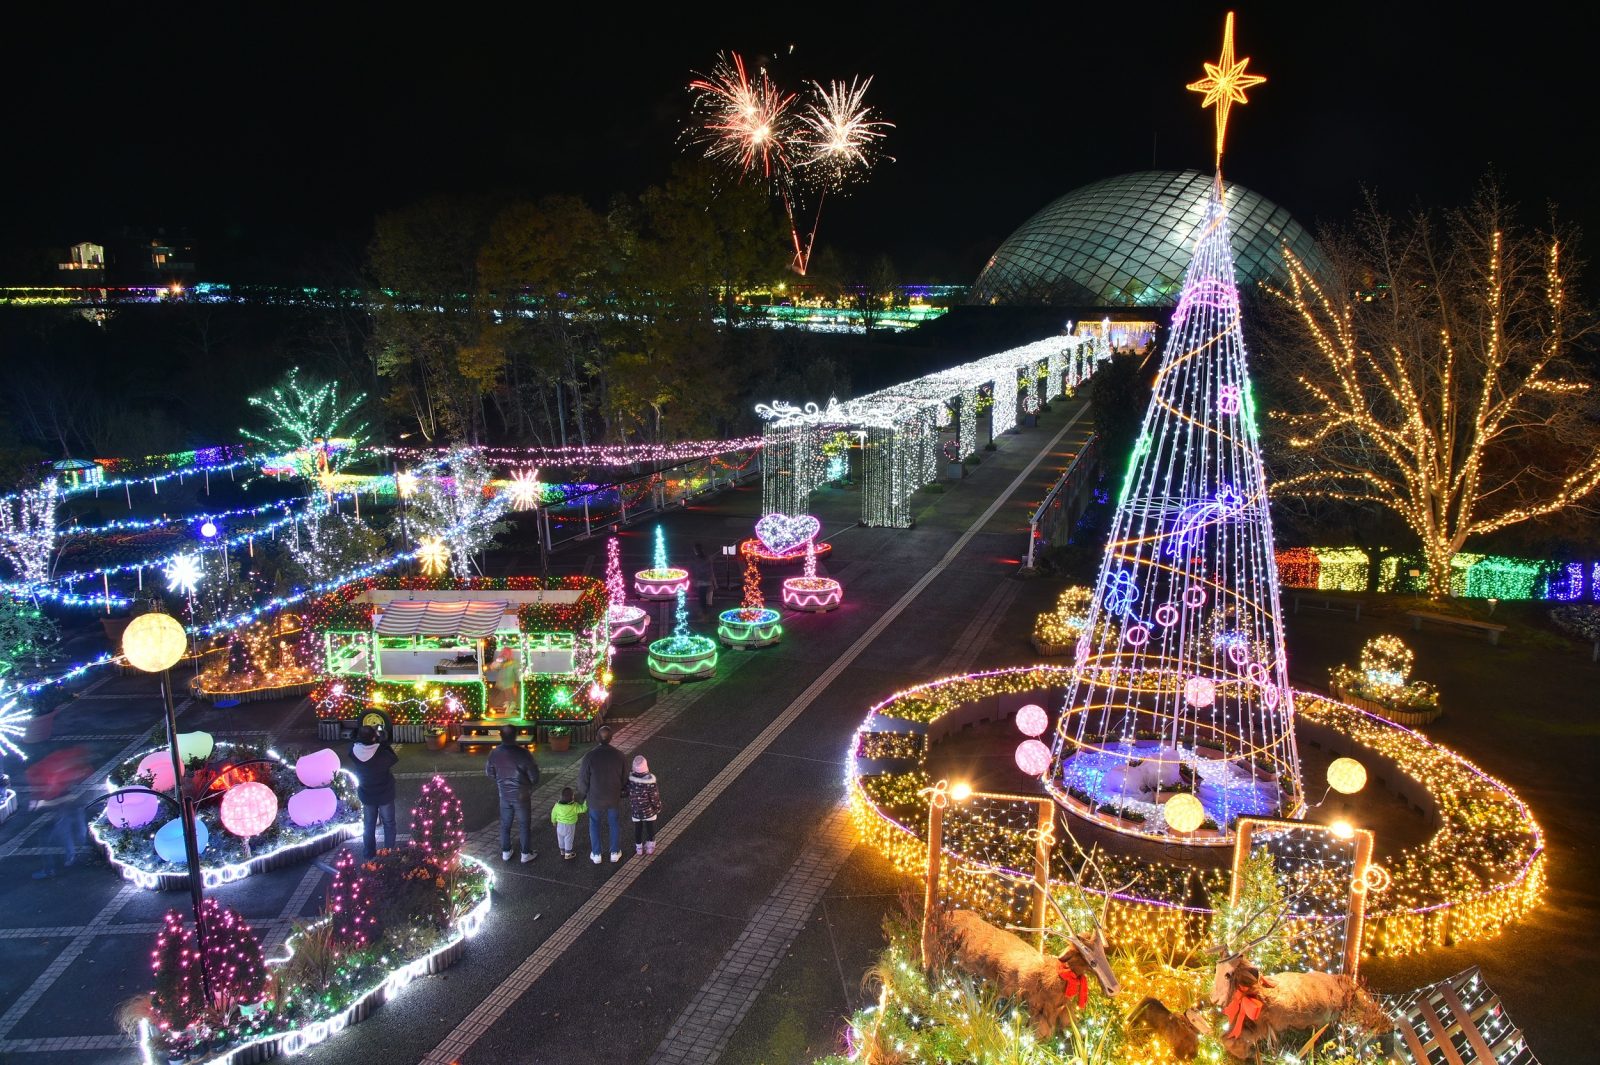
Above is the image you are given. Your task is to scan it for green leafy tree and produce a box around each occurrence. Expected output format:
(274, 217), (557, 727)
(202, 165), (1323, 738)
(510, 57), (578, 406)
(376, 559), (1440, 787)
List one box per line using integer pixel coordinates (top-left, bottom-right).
(241, 368), (369, 480)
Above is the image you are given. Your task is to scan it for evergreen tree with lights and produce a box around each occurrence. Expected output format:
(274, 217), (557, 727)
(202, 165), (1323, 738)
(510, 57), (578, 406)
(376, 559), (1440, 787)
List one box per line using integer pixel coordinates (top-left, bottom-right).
(197, 898), (266, 1018)
(605, 534), (626, 611)
(241, 368), (369, 481)
(150, 909), (203, 1035)
(1046, 13), (1302, 839)
(328, 849), (380, 947)
(740, 551), (762, 617)
(410, 774), (466, 864)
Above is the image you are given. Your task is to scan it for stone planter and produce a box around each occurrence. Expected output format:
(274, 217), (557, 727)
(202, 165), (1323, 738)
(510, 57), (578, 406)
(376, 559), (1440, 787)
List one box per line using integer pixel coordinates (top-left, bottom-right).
(945, 461), (966, 480)
(547, 733), (572, 753)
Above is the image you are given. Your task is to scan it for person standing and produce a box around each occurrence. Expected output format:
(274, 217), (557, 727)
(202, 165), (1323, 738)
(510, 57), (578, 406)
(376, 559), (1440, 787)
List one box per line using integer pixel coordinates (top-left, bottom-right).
(628, 755), (662, 856)
(577, 724), (627, 863)
(348, 725), (398, 859)
(549, 787), (586, 860)
(486, 725), (540, 862)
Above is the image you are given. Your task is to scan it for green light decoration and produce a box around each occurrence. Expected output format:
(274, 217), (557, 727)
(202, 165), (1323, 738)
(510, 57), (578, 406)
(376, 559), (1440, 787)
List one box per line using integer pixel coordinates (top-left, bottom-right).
(672, 582), (690, 640)
(647, 586), (718, 681)
(716, 608), (783, 649)
(653, 525), (668, 573)
(241, 367), (369, 480)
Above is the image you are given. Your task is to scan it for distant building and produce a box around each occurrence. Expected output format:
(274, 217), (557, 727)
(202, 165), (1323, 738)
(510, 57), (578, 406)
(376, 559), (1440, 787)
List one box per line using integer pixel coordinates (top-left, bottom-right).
(56, 240), (107, 281)
(1389, 966), (1539, 1065)
(49, 232), (196, 286)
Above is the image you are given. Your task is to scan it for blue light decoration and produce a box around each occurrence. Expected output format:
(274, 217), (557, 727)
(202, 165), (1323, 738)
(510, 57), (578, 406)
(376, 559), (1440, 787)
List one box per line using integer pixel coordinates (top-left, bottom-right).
(1046, 168), (1302, 843)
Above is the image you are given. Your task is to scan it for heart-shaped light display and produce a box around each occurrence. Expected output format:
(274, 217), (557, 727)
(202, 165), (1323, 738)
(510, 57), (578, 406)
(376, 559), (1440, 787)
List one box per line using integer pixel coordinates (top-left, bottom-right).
(754, 513), (820, 557)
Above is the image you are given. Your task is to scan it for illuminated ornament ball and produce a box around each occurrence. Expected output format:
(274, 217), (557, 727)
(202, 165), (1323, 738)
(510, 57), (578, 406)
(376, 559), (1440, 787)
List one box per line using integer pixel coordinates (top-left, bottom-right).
(1014, 739), (1052, 776)
(1014, 704), (1048, 737)
(220, 781), (280, 837)
(199, 520), (219, 539)
(1163, 792), (1205, 833)
(1183, 676), (1216, 708)
(122, 611), (188, 673)
(1326, 756), (1367, 795)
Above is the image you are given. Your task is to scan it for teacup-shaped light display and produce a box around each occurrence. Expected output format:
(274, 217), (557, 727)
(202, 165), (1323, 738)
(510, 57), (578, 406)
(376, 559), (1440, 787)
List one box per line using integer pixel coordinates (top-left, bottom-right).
(634, 568), (691, 600)
(646, 634), (718, 682)
(781, 576), (843, 612)
(716, 607), (782, 649)
(609, 603), (651, 645)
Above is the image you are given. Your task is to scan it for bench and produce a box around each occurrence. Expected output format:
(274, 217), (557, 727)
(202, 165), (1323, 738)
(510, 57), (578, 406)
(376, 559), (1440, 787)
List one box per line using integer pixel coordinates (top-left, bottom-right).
(1293, 594), (1366, 621)
(1407, 609), (1507, 645)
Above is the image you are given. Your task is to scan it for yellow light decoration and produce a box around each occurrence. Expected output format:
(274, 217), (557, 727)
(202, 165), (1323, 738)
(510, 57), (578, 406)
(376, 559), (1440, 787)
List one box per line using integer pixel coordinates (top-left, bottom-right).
(122, 612), (188, 673)
(506, 468), (542, 512)
(1185, 11), (1266, 166)
(417, 536), (450, 576)
(1326, 756), (1367, 795)
(1162, 792), (1205, 833)
(395, 470), (418, 498)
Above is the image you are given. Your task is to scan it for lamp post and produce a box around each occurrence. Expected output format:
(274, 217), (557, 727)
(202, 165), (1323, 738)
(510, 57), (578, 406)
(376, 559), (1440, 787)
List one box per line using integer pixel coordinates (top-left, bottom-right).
(122, 611), (210, 1000)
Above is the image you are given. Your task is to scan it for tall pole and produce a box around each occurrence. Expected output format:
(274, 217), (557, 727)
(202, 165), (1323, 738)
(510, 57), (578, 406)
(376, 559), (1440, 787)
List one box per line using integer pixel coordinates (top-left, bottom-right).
(161, 669), (210, 1004)
(920, 798), (945, 970)
(1031, 799), (1054, 951)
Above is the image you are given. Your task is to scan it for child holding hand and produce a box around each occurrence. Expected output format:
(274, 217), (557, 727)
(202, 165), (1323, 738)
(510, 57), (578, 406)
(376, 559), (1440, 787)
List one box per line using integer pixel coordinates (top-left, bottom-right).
(550, 787), (587, 861)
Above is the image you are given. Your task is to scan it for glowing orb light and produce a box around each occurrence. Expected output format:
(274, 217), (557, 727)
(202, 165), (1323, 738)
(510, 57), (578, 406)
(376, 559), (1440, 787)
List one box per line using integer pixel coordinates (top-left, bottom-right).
(295, 748), (340, 788)
(948, 781), (973, 802)
(199, 520), (219, 538)
(1163, 792), (1205, 833)
(105, 789), (161, 829)
(154, 817), (209, 864)
(507, 468), (542, 511)
(136, 750), (180, 793)
(1331, 819), (1355, 840)
(288, 787), (338, 827)
(122, 612), (188, 673)
(1014, 739), (1052, 776)
(1014, 704), (1048, 737)
(220, 781), (279, 837)
(1183, 676), (1216, 708)
(175, 731), (213, 764)
(1327, 756), (1367, 795)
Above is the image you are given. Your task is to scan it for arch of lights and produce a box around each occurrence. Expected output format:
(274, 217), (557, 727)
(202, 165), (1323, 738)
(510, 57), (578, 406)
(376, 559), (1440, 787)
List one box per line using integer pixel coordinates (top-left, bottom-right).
(756, 336), (1108, 528)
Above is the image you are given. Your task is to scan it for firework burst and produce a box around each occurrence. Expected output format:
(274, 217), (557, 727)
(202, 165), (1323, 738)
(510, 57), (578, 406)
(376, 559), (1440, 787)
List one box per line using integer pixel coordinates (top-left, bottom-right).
(795, 76), (893, 190)
(687, 52), (797, 182)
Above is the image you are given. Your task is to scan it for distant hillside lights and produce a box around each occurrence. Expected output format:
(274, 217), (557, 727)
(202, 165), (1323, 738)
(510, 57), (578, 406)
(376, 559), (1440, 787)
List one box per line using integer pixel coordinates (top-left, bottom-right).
(1276, 546), (1600, 601)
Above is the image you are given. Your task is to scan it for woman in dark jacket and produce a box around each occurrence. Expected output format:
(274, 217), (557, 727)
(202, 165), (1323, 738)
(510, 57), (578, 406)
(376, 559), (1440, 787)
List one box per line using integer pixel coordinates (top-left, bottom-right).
(348, 725), (398, 857)
(628, 755), (662, 856)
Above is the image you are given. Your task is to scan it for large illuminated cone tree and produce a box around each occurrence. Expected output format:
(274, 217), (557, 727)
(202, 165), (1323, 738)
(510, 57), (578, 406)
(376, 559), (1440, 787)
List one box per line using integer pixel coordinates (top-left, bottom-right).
(1045, 178), (1302, 840)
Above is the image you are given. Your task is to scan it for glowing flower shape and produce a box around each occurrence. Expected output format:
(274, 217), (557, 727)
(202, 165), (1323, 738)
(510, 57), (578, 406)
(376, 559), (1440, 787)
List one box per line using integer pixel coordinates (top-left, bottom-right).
(418, 536), (450, 576)
(507, 469), (542, 511)
(1014, 704), (1048, 737)
(164, 553), (203, 597)
(220, 781), (279, 837)
(1163, 792), (1205, 833)
(1183, 676), (1216, 708)
(1014, 739), (1052, 777)
(1326, 757), (1367, 795)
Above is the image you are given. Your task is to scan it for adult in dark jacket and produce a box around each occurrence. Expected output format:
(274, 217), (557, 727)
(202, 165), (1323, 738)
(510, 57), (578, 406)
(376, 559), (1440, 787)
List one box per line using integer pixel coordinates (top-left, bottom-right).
(486, 726), (541, 862)
(348, 725), (398, 858)
(577, 724), (628, 863)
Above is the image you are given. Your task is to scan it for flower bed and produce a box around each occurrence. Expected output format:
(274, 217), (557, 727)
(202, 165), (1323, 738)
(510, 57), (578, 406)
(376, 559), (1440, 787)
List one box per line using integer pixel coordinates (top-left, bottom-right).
(92, 741), (361, 891)
(848, 665), (1545, 959)
(137, 846), (491, 1063)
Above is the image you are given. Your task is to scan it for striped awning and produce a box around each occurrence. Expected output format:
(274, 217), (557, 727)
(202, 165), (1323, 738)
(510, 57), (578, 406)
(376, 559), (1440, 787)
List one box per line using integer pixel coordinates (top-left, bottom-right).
(375, 600), (507, 641)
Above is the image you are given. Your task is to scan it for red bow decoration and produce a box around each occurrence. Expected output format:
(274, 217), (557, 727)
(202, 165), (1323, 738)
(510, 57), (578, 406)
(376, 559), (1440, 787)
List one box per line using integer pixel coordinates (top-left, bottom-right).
(1058, 961), (1089, 1009)
(1225, 987), (1264, 1033)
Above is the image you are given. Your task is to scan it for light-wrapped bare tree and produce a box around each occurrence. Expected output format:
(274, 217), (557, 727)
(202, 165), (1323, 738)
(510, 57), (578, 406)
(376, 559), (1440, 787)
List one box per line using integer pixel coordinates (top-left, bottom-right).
(1266, 185), (1600, 598)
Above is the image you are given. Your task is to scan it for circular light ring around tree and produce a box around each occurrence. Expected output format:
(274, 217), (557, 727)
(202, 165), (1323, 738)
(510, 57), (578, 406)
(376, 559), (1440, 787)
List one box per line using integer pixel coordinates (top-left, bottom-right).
(221, 781), (280, 837)
(1014, 704), (1049, 737)
(781, 576), (843, 611)
(122, 612), (188, 673)
(1326, 756), (1367, 795)
(609, 604), (650, 645)
(739, 538), (833, 565)
(646, 635), (719, 682)
(716, 608), (783, 648)
(633, 569), (691, 600)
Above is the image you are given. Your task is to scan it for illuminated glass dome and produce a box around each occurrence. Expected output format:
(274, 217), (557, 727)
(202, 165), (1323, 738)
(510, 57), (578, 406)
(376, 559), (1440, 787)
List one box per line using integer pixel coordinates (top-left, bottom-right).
(970, 170), (1327, 307)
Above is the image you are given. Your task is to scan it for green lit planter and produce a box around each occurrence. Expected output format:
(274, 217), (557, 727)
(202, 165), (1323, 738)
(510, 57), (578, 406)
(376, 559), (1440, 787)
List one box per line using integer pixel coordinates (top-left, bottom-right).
(716, 607), (783, 649)
(646, 635), (719, 682)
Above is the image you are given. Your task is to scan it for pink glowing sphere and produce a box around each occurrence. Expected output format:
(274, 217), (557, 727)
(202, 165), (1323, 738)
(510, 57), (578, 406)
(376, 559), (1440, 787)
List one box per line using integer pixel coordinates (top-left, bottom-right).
(1014, 704), (1048, 737)
(136, 750), (179, 792)
(288, 787), (338, 827)
(105, 789), (161, 829)
(1184, 676), (1216, 708)
(220, 781), (279, 837)
(295, 748), (340, 788)
(1014, 739), (1053, 777)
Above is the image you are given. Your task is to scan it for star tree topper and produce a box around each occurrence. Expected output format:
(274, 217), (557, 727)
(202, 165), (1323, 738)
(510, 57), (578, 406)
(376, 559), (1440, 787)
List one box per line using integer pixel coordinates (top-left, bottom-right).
(1186, 11), (1266, 167)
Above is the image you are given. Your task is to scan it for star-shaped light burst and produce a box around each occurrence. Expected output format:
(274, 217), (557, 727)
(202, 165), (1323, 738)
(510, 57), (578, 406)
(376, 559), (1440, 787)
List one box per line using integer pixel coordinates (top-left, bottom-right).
(395, 471), (418, 499)
(1186, 11), (1266, 166)
(164, 553), (203, 597)
(507, 469), (542, 512)
(0, 697), (31, 759)
(418, 536), (450, 577)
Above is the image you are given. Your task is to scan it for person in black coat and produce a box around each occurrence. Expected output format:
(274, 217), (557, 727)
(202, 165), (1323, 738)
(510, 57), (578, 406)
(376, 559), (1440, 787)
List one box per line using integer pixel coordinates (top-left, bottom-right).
(486, 725), (541, 862)
(348, 725), (398, 858)
(577, 724), (628, 863)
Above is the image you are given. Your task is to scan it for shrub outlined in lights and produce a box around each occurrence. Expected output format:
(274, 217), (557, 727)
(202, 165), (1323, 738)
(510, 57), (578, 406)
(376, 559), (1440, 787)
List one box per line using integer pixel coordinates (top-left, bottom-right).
(781, 539), (842, 612)
(647, 585), (717, 682)
(1330, 634), (1440, 724)
(845, 665), (1544, 961)
(634, 525), (690, 600)
(1030, 585), (1092, 655)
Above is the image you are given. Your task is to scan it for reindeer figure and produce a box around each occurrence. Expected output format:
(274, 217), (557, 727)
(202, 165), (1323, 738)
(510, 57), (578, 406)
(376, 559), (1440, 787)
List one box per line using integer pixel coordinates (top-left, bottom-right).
(1210, 923), (1392, 1059)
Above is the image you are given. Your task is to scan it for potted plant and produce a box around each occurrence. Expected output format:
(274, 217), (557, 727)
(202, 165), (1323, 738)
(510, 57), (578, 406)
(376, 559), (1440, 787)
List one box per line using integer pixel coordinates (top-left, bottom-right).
(547, 725), (572, 753)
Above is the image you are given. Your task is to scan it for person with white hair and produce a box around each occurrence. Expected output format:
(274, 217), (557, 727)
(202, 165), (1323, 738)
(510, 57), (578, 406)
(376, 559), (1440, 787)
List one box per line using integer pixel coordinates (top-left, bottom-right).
(627, 755), (662, 856)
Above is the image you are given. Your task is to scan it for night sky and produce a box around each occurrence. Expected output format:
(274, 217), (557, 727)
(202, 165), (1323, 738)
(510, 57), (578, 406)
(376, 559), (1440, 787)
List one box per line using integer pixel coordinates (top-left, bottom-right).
(2, 5), (1591, 282)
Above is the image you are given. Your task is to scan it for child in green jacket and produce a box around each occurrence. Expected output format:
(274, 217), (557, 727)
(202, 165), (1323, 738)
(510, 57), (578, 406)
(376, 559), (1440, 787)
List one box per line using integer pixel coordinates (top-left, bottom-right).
(550, 787), (587, 861)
